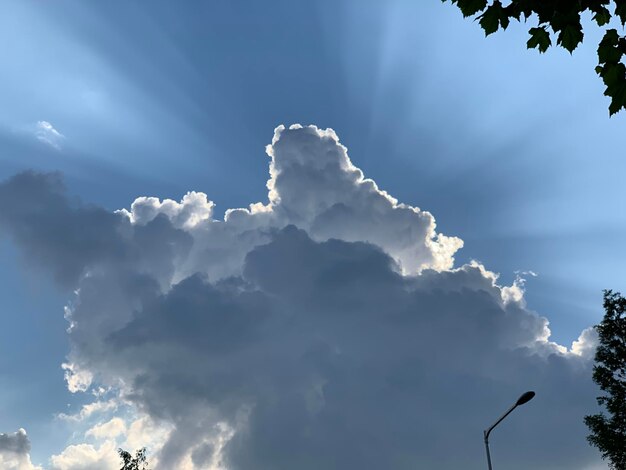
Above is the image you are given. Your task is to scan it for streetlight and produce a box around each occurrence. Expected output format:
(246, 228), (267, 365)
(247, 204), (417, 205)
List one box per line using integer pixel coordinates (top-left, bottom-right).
(483, 391), (535, 470)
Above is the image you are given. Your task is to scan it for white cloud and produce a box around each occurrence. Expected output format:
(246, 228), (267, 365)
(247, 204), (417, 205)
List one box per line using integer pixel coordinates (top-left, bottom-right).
(86, 418), (126, 440)
(120, 124), (462, 283)
(50, 440), (118, 470)
(0, 125), (605, 469)
(52, 412), (172, 470)
(34, 120), (65, 149)
(125, 416), (171, 452)
(62, 362), (93, 393)
(57, 400), (118, 423)
(571, 327), (599, 358)
(117, 192), (214, 230)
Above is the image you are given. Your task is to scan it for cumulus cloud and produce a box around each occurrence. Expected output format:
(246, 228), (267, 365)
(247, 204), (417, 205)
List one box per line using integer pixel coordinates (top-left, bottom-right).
(85, 418), (127, 440)
(571, 327), (599, 357)
(0, 429), (42, 470)
(62, 362), (94, 393)
(119, 192), (214, 230)
(0, 125), (605, 469)
(52, 409), (172, 470)
(50, 440), (119, 470)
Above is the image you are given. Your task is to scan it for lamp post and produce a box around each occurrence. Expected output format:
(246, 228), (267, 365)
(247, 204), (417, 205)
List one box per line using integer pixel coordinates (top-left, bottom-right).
(483, 391), (535, 470)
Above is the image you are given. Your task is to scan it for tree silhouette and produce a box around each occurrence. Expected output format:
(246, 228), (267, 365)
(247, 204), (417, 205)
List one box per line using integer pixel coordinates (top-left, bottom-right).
(584, 290), (626, 469)
(442, 0), (626, 115)
(118, 447), (149, 470)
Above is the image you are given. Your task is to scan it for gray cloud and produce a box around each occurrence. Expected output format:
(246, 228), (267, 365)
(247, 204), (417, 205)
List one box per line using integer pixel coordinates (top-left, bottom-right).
(0, 170), (192, 288)
(0, 429), (41, 470)
(98, 227), (597, 469)
(0, 125), (604, 469)
(0, 429), (30, 455)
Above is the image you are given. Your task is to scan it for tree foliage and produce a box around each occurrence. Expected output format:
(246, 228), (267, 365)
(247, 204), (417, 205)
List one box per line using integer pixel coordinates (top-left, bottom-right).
(584, 290), (626, 469)
(118, 447), (149, 470)
(442, 0), (626, 115)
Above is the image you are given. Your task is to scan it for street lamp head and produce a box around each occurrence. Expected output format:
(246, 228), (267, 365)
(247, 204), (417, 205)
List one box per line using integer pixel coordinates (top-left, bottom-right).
(484, 391), (536, 469)
(515, 391), (535, 407)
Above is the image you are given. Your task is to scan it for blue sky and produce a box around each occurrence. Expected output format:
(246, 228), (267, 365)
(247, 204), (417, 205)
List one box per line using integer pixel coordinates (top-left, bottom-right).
(0, 1), (624, 468)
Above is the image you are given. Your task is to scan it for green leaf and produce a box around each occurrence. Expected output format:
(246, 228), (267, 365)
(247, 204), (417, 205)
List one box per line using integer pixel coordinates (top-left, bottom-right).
(598, 43), (623, 64)
(600, 64), (625, 87)
(500, 14), (510, 30)
(456, 0), (488, 17)
(557, 23), (584, 53)
(601, 29), (620, 47)
(592, 7), (612, 26)
(598, 30), (624, 64)
(518, 0), (534, 20)
(503, 3), (522, 21)
(444, 0), (626, 115)
(527, 27), (551, 53)
(478, 1), (503, 36)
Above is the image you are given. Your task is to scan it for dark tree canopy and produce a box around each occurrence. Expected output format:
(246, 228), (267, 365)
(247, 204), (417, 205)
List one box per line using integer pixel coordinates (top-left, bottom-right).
(584, 290), (626, 469)
(118, 447), (149, 470)
(442, 0), (626, 115)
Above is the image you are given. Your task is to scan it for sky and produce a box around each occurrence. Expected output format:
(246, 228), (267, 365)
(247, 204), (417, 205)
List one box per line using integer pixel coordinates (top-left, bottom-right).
(0, 0), (624, 469)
